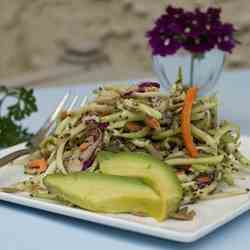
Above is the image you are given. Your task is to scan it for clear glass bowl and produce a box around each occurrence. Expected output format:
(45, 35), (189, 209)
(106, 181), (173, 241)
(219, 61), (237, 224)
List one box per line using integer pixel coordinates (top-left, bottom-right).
(153, 49), (225, 95)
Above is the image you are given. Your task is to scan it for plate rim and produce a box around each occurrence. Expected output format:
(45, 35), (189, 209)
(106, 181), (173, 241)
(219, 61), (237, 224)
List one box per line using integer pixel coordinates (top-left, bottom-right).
(0, 190), (249, 242)
(0, 141), (250, 243)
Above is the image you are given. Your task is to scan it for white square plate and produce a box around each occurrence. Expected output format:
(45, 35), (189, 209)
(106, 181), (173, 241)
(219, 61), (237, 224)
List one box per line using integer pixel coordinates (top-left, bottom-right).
(0, 137), (250, 243)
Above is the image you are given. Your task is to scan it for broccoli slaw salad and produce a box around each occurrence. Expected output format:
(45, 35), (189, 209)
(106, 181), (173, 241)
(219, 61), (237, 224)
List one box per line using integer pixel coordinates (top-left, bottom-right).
(1, 72), (250, 221)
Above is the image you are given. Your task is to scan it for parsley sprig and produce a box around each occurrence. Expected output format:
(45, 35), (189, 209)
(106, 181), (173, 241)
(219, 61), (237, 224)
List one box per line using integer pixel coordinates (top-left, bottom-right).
(0, 86), (37, 148)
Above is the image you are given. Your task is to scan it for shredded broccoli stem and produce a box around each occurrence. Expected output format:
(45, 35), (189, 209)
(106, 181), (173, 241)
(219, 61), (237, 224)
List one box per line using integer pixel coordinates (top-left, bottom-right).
(102, 110), (145, 123)
(0, 187), (23, 193)
(167, 151), (187, 159)
(169, 102), (183, 111)
(40, 136), (57, 149)
(132, 139), (163, 159)
(205, 110), (211, 128)
(132, 92), (168, 98)
(108, 120), (127, 129)
(181, 181), (197, 189)
(77, 103), (114, 115)
(31, 191), (57, 200)
(196, 146), (217, 155)
(211, 96), (218, 128)
(47, 151), (56, 165)
(103, 84), (131, 92)
(214, 122), (240, 143)
(70, 123), (86, 138)
(221, 133), (236, 144)
(44, 160), (57, 175)
(194, 182), (218, 199)
(136, 103), (162, 119)
(165, 155), (224, 166)
(55, 116), (71, 135)
(131, 139), (149, 147)
(101, 111), (123, 122)
(114, 127), (150, 139)
(200, 190), (248, 200)
(222, 169), (235, 186)
(191, 125), (217, 149)
(191, 112), (205, 121)
(192, 101), (217, 113)
(236, 151), (250, 166)
(56, 140), (68, 174)
(5, 76), (250, 215)
(152, 128), (182, 140)
(192, 164), (214, 172)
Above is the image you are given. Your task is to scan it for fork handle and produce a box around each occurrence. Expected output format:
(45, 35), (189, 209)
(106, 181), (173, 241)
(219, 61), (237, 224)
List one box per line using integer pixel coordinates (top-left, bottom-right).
(0, 148), (31, 167)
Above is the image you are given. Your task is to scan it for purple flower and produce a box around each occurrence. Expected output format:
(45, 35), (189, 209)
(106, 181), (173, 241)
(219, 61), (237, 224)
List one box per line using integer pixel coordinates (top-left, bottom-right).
(166, 5), (184, 19)
(147, 28), (182, 56)
(207, 7), (221, 21)
(215, 23), (236, 53)
(183, 10), (207, 38)
(146, 5), (237, 55)
(183, 34), (216, 53)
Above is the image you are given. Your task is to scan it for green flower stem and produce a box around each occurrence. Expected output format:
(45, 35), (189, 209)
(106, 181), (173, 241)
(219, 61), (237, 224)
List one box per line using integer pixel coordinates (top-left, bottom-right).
(190, 54), (195, 87)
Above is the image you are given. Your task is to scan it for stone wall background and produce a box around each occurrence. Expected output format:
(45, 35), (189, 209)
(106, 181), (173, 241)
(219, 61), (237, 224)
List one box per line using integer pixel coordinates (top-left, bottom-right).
(0, 0), (249, 82)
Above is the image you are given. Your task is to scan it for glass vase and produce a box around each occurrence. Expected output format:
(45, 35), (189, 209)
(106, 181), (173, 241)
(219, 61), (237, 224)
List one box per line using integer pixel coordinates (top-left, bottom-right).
(152, 49), (225, 95)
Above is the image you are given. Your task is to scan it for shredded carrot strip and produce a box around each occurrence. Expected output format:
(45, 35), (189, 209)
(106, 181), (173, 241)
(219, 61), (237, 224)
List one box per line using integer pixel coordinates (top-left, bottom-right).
(99, 111), (111, 116)
(28, 159), (48, 174)
(196, 176), (210, 183)
(181, 87), (199, 157)
(145, 116), (160, 129)
(60, 111), (69, 120)
(126, 122), (142, 132)
(79, 143), (90, 151)
(176, 170), (185, 176)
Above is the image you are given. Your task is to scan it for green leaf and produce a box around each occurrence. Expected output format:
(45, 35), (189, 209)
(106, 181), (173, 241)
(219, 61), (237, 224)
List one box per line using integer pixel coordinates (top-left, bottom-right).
(7, 87), (37, 121)
(0, 117), (32, 148)
(0, 86), (37, 147)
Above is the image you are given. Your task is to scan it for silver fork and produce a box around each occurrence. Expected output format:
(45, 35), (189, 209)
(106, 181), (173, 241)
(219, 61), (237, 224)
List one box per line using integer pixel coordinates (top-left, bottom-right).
(0, 94), (88, 167)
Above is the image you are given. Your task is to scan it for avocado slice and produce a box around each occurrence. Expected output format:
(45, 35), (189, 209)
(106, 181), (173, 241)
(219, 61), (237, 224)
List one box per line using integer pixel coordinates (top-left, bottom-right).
(43, 172), (162, 220)
(98, 151), (183, 220)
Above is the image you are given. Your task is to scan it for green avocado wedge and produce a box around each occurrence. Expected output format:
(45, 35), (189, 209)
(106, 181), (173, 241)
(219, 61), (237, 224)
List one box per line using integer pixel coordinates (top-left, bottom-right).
(43, 172), (162, 220)
(98, 151), (183, 221)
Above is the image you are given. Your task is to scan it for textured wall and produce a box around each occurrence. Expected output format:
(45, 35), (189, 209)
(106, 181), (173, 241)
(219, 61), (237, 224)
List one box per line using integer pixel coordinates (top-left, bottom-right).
(0, 0), (249, 80)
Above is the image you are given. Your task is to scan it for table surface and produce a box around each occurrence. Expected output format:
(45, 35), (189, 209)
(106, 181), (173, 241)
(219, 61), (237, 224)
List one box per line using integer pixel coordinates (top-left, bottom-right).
(1, 70), (250, 250)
